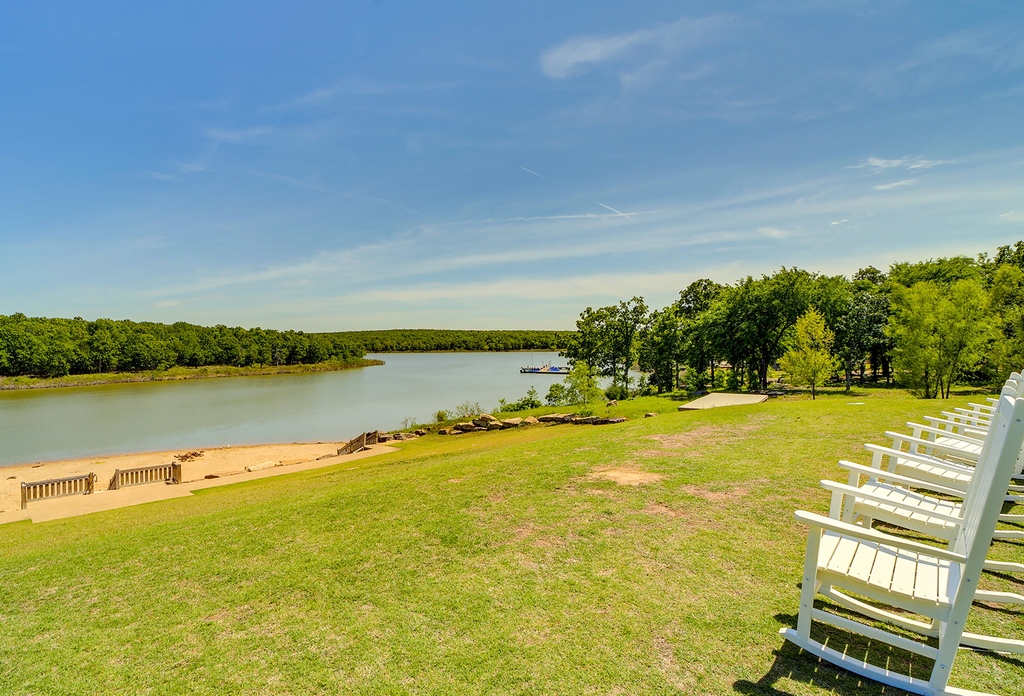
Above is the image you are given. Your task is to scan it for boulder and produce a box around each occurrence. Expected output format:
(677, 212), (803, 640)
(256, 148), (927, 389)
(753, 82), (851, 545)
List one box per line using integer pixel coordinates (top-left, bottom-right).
(537, 414), (564, 423)
(501, 417), (523, 428)
(574, 416), (598, 425)
(478, 413), (498, 422)
(644, 412), (657, 418)
(606, 399), (618, 407)
(487, 422), (503, 431)
(473, 426), (488, 432)
(607, 417), (627, 424)
(414, 429), (428, 436)
(438, 428), (451, 435)
(472, 419), (491, 428)
(523, 416), (540, 425)
(455, 422), (476, 432)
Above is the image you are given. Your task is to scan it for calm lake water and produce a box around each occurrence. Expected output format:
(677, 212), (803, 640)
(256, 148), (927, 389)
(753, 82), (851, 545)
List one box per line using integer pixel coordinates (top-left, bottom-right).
(0, 352), (566, 467)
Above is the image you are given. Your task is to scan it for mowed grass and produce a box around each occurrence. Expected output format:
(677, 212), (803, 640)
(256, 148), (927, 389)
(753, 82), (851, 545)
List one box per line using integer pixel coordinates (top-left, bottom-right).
(1, 391), (1023, 695)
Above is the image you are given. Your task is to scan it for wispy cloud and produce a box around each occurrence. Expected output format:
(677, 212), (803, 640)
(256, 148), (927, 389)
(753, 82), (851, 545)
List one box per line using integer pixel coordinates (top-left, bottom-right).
(830, 219), (848, 226)
(205, 126), (272, 143)
(873, 179), (916, 191)
(849, 156), (955, 171)
(540, 14), (737, 80)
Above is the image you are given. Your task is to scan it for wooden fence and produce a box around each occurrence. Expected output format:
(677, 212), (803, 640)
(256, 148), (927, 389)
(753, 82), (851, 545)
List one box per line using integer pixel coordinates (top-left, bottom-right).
(109, 462), (182, 490)
(337, 431), (380, 456)
(21, 473), (96, 509)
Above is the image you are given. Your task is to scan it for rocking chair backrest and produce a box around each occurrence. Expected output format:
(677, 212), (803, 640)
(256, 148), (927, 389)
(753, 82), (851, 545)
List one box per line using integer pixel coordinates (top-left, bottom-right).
(954, 394), (1024, 560)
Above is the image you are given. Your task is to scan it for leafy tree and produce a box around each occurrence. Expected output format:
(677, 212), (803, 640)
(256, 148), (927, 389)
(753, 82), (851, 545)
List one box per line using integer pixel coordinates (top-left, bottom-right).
(779, 308), (840, 399)
(638, 309), (683, 392)
(713, 268), (813, 390)
(887, 280), (994, 398)
(547, 361), (602, 406)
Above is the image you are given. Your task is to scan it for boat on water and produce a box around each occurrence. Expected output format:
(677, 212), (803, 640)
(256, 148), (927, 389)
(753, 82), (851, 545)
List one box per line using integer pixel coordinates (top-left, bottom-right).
(520, 364), (569, 374)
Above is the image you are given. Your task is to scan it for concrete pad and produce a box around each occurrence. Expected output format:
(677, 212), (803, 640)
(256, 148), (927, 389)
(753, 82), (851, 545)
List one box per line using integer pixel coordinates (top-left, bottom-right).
(677, 393), (769, 411)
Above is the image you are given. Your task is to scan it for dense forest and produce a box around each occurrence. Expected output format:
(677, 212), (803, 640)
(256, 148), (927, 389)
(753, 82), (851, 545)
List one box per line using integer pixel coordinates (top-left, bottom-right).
(0, 318), (368, 377)
(336, 329), (569, 353)
(562, 240), (1024, 399)
(0, 318), (570, 379)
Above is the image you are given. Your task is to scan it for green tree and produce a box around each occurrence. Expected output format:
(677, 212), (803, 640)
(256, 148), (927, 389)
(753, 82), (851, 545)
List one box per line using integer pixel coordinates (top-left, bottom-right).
(779, 308), (840, 399)
(887, 280), (993, 398)
(713, 268), (813, 390)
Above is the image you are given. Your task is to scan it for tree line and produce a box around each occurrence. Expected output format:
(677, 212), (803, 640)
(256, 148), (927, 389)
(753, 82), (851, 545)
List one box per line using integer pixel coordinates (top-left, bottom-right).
(561, 241), (1024, 399)
(335, 329), (570, 353)
(0, 316), (366, 377)
(0, 318), (572, 379)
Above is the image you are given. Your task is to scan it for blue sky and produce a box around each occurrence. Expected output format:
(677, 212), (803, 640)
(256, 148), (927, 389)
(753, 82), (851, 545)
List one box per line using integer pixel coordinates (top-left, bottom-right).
(2, 1), (1023, 331)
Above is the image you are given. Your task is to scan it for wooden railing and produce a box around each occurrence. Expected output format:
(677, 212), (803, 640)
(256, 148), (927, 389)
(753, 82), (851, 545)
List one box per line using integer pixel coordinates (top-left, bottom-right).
(109, 462), (181, 490)
(337, 431), (380, 456)
(21, 473), (96, 509)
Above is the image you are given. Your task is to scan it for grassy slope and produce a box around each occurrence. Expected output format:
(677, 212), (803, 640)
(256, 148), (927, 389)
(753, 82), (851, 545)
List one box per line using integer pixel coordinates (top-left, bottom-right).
(1, 391), (1022, 695)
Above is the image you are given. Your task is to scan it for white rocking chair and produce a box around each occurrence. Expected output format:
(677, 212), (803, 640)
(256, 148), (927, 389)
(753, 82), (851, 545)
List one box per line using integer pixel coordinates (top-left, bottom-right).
(780, 393), (1024, 695)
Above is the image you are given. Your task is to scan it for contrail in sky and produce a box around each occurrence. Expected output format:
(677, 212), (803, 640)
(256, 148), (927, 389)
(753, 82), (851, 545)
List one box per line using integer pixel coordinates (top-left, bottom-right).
(521, 166), (548, 180)
(596, 202), (633, 219)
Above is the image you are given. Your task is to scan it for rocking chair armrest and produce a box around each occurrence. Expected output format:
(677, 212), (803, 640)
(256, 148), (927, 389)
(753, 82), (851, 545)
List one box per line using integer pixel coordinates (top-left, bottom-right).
(883, 431), (981, 461)
(863, 444), (975, 476)
(836, 461), (966, 498)
(947, 409), (992, 425)
(793, 510), (967, 563)
(906, 423), (986, 446)
(924, 416), (989, 436)
(820, 480), (966, 525)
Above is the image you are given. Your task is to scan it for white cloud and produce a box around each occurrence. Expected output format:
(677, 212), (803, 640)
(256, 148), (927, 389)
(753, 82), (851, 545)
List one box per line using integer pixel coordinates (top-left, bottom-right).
(873, 179), (916, 191)
(830, 219), (848, 225)
(540, 14), (736, 80)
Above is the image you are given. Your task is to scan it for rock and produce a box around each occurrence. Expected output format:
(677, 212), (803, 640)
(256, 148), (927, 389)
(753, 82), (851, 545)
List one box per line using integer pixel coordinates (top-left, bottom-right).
(561, 414), (576, 422)
(478, 413), (497, 422)
(414, 429), (428, 436)
(316, 453), (336, 460)
(538, 414), (564, 422)
(246, 460), (280, 472)
(378, 434), (392, 442)
(438, 428), (451, 435)
(523, 416), (539, 425)
(455, 422), (476, 432)
(501, 417), (523, 428)
(473, 427), (488, 432)
(472, 419), (491, 428)
(487, 422), (503, 430)
(606, 399), (618, 407)
(574, 416), (598, 425)
(644, 412), (657, 418)
(607, 417), (627, 424)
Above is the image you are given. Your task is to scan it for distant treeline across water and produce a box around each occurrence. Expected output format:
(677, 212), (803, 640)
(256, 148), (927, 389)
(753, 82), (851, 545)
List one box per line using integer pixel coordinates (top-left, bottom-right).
(0, 315), (571, 378)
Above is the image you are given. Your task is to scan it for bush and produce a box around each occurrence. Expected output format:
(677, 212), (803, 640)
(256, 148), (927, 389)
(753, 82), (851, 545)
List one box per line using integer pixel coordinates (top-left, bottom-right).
(498, 387), (542, 413)
(604, 384), (629, 401)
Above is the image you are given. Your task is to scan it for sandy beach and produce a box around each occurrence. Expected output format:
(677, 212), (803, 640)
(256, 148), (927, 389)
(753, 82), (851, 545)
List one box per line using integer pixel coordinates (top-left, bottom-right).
(0, 440), (397, 525)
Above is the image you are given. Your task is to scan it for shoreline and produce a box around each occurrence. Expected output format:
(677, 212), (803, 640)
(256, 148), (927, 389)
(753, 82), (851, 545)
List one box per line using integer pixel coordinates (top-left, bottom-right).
(0, 439), (398, 525)
(0, 358), (385, 392)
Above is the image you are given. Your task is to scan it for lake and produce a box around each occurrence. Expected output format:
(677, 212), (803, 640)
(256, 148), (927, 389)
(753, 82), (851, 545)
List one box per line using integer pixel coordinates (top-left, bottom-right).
(0, 352), (566, 467)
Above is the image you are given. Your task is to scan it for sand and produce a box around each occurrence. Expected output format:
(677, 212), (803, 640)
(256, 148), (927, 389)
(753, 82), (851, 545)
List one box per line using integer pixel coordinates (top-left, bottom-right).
(0, 441), (398, 525)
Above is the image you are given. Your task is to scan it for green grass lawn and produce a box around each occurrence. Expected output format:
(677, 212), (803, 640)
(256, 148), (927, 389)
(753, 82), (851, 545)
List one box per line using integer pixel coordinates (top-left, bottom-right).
(1, 390), (1022, 695)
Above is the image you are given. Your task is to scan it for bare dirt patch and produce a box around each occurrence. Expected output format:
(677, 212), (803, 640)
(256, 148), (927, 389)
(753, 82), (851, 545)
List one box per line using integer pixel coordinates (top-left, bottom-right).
(585, 466), (666, 486)
(646, 416), (774, 455)
(673, 478), (767, 504)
